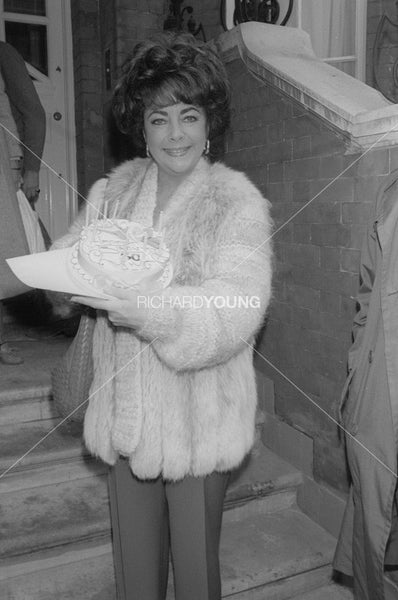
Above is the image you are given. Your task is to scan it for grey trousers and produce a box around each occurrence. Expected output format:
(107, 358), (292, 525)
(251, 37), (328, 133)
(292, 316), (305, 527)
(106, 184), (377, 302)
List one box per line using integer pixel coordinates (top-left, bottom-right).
(108, 459), (230, 600)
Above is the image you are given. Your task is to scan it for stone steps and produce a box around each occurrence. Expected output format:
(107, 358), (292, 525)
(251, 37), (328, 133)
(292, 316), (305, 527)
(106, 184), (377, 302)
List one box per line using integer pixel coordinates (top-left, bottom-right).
(1, 503), (337, 600)
(0, 431), (340, 600)
(0, 337), (350, 599)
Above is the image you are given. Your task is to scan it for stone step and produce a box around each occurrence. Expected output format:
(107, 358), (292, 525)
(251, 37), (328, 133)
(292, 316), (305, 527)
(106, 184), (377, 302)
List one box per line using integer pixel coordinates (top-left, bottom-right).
(0, 441), (302, 560)
(0, 336), (69, 428)
(1, 503), (336, 600)
(0, 420), (86, 474)
(0, 541), (115, 600)
(0, 469), (110, 560)
(290, 583), (353, 599)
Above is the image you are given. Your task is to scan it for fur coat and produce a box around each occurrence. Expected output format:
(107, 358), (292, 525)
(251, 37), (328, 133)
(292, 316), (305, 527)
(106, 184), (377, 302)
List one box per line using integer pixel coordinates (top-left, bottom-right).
(53, 157), (273, 481)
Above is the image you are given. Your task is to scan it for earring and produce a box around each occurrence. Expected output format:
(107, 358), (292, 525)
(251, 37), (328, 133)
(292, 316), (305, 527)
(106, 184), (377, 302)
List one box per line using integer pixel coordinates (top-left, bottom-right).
(146, 143), (151, 158)
(204, 139), (210, 155)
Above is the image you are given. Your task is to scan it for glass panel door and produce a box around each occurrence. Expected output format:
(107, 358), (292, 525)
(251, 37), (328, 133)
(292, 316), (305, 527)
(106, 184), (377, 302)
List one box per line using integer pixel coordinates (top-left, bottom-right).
(4, 0), (45, 16)
(2, 0), (48, 74)
(5, 20), (47, 74)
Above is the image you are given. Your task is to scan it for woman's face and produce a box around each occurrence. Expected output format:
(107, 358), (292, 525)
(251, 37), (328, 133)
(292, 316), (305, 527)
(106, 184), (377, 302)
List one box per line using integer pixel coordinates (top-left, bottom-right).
(143, 102), (208, 181)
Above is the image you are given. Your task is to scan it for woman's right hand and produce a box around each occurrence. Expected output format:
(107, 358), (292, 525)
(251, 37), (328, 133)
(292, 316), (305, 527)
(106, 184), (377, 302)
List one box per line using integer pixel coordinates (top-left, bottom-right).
(46, 290), (83, 319)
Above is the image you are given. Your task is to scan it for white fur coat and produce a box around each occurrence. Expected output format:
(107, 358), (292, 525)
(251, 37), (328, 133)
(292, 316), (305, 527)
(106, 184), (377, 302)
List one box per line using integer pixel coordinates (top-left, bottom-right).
(54, 157), (272, 480)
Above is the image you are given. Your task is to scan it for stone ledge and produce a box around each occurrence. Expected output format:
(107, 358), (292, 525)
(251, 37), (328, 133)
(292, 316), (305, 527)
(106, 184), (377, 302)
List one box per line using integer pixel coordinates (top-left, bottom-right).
(217, 22), (398, 152)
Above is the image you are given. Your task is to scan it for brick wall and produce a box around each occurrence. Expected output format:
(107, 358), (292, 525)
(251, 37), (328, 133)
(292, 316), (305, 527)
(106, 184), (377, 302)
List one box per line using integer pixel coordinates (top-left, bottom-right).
(71, 1), (167, 195)
(113, 0), (166, 69)
(224, 56), (394, 492)
(71, 0), (105, 198)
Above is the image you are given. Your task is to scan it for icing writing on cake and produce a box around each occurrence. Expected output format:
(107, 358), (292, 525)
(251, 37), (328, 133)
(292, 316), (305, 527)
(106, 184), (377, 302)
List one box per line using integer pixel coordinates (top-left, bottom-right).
(70, 219), (172, 292)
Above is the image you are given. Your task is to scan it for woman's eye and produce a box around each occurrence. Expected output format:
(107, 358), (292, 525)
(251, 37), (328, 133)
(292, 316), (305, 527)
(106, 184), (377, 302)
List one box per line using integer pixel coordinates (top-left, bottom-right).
(184, 115), (198, 122)
(151, 118), (166, 125)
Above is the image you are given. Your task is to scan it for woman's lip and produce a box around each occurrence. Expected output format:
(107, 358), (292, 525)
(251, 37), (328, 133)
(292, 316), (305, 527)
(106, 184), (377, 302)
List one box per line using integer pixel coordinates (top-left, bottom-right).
(163, 147), (191, 156)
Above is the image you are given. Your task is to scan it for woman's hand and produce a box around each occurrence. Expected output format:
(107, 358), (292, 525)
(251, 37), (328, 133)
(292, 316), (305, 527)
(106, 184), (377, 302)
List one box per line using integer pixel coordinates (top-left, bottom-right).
(71, 286), (149, 330)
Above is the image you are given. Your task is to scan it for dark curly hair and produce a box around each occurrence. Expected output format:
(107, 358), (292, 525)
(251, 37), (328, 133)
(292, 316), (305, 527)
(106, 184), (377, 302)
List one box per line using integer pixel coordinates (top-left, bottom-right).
(112, 32), (231, 157)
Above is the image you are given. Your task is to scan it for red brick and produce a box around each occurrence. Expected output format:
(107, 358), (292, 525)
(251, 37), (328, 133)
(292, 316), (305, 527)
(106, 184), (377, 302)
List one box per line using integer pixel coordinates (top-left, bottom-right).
(286, 283), (320, 310)
(272, 221), (293, 243)
(320, 291), (341, 315)
(285, 243), (320, 268)
(319, 271), (359, 297)
(320, 247), (340, 271)
(307, 201), (341, 225)
(266, 182), (292, 203)
(349, 224), (368, 250)
(245, 166), (268, 188)
(268, 162), (284, 183)
(271, 274), (287, 298)
(310, 177), (355, 204)
(312, 130), (346, 154)
(284, 115), (322, 139)
(318, 333), (351, 361)
(357, 149), (390, 176)
(292, 180), (311, 203)
(271, 302), (293, 324)
(320, 312), (353, 336)
(291, 265), (323, 290)
(271, 202), (297, 222)
(320, 155), (345, 179)
(267, 122), (283, 143)
(311, 224), (351, 247)
(294, 307), (321, 330)
(269, 141), (293, 162)
(293, 136), (312, 159)
(312, 350), (346, 382)
(340, 248), (361, 273)
(273, 242), (285, 262)
(342, 202), (373, 224)
(291, 366), (321, 398)
(285, 157), (321, 181)
(293, 223), (312, 244)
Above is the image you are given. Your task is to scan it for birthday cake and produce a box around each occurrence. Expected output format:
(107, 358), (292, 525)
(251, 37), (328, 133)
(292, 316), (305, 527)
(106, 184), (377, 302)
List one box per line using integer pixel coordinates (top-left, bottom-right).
(6, 217), (173, 298)
(71, 218), (172, 293)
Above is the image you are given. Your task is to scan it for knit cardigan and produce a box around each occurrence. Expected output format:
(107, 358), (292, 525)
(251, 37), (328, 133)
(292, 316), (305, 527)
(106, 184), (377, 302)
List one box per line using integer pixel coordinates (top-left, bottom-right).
(53, 157), (273, 481)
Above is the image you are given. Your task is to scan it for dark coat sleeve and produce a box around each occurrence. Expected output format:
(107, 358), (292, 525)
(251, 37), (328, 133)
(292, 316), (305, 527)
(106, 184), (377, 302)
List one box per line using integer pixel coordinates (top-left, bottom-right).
(348, 215), (377, 370)
(0, 42), (46, 173)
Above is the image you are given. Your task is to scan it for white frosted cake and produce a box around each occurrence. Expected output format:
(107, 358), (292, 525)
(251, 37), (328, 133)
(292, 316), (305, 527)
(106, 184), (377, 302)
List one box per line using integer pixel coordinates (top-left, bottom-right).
(71, 218), (172, 292)
(6, 218), (173, 298)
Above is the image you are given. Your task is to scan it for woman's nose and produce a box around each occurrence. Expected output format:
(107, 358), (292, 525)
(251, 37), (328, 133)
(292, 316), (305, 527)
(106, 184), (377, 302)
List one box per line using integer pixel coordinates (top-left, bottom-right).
(168, 119), (184, 141)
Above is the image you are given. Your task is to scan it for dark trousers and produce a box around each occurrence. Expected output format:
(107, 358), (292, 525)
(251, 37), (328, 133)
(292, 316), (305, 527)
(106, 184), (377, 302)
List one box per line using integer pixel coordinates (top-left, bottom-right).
(386, 484), (398, 565)
(108, 459), (230, 600)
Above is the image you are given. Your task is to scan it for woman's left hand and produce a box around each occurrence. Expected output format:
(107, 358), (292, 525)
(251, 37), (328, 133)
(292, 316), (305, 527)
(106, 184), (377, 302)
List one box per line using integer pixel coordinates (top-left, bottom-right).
(71, 286), (149, 329)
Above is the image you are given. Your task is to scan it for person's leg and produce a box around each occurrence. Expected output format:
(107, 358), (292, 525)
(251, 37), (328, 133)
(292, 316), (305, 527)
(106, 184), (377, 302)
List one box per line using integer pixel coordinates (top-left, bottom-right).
(108, 459), (170, 600)
(166, 471), (230, 600)
(0, 300), (23, 365)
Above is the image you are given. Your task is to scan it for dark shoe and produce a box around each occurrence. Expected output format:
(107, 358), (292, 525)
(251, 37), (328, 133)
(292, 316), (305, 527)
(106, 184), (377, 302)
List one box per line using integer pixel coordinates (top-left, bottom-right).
(0, 343), (24, 365)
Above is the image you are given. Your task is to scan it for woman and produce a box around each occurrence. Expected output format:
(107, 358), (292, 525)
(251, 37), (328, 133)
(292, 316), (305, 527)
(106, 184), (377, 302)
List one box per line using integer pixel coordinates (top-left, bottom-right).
(53, 33), (272, 600)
